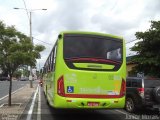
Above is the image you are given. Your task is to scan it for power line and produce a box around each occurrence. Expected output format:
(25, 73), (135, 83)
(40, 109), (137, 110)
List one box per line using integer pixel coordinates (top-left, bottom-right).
(110, 0), (118, 11)
(22, 0), (30, 21)
(33, 37), (53, 46)
(33, 37), (138, 46)
(126, 39), (139, 44)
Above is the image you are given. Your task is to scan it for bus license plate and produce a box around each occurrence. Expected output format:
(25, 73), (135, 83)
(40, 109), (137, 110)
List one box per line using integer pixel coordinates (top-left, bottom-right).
(87, 102), (99, 106)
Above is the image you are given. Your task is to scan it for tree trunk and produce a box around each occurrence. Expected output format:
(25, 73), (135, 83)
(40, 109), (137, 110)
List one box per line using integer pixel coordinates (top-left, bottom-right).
(8, 74), (12, 106)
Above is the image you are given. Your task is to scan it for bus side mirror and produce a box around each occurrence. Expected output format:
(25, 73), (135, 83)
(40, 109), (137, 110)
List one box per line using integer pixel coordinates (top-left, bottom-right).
(58, 34), (62, 39)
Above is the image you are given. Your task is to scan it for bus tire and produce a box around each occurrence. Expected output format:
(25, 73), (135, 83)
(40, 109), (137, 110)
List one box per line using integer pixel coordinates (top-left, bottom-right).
(45, 85), (50, 105)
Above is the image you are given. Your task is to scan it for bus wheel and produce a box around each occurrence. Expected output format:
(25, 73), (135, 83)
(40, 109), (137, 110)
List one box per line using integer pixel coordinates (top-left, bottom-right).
(44, 85), (47, 97)
(45, 86), (49, 105)
(46, 98), (50, 105)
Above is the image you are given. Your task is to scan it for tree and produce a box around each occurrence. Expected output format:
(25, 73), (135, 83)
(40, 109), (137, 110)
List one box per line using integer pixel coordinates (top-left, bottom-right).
(12, 65), (29, 79)
(0, 21), (45, 106)
(13, 70), (22, 79)
(131, 21), (160, 77)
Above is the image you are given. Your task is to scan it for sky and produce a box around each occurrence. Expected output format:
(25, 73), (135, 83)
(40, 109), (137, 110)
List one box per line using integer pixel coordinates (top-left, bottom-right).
(0, 0), (160, 70)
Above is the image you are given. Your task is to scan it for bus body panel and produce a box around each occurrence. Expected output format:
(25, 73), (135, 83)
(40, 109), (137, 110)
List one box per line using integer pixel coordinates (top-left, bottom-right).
(52, 95), (125, 109)
(43, 31), (126, 109)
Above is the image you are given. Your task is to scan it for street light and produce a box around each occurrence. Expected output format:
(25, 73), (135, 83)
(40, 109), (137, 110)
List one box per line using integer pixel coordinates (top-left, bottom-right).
(14, 7), (47, 88)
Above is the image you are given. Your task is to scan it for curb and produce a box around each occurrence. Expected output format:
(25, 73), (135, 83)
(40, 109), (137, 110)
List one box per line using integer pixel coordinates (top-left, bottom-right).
(18, 91), (35, 120)
(18, 85), (39, 120)
(26, 86), (39, 120)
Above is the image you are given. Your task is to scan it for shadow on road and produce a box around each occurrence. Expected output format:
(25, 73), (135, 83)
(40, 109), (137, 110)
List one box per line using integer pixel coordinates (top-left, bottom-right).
(43, 107), (125, 120)
(130, 108), (159, 115)
(41, 88), (125, 120)
(41, 87), (159, 120)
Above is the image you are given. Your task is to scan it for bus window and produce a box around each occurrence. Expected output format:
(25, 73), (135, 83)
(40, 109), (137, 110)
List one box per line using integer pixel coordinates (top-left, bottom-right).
(107, 48), (121, 60)
(64, 34), (123, 71)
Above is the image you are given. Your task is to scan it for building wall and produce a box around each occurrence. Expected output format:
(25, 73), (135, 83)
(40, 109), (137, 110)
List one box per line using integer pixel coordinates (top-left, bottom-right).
(126, 63), (137, 76)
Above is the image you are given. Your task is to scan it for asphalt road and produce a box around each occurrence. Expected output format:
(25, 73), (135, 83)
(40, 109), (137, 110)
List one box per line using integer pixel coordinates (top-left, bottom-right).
(0, 81), (29, 99)
(39, 87), (160, 120)
(40, 88), (124, 120)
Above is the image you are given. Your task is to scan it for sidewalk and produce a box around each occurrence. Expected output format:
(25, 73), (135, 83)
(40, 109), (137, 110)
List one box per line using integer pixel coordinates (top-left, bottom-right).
(0, 83), (38, 120)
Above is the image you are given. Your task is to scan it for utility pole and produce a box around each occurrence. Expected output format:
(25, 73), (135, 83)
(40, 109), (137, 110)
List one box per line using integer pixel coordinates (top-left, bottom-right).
(29, 11), (33, 88)
(14, 8), (47, 88)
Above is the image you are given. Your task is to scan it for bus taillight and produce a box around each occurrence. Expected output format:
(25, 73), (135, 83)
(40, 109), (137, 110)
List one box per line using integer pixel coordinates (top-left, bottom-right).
(120, 79), (126, 97)
(57, 76), (65, 96)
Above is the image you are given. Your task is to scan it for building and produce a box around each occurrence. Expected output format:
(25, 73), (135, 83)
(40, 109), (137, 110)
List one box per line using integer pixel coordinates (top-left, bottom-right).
(126, 56), (137, 77)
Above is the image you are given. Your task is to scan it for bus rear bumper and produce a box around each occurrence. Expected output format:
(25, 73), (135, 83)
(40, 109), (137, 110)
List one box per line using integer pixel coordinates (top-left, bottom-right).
(53, 95), (125, 109)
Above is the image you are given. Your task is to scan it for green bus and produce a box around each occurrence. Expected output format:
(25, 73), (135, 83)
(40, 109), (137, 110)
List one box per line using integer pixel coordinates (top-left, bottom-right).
(42, 31), (126, 109)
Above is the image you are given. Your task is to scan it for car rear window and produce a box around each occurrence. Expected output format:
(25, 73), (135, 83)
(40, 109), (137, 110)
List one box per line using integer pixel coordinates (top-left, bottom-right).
(126, 78), (142, 87)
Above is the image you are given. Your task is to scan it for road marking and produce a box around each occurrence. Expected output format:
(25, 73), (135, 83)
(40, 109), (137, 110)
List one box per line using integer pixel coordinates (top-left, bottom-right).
(0, 104), (4, 108)
(0, 86), (25, 101)
(115, 109), (127, 115)
(26, 86), (39, 120)
(37, 85), (41, 120)
(115, 109), (144, 120)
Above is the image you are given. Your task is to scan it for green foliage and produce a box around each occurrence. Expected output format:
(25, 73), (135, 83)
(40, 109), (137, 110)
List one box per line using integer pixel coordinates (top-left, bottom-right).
(13, 70), (22, 78)
(0, 21), (45, 76)
(13, 65), (30, 78)
(131, 21), (160, 77)
(0, 20), (46, 106)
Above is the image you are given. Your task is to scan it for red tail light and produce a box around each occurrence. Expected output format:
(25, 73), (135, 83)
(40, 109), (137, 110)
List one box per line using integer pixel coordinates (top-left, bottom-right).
(120, 79), (126, 97)
(137, 88), (144, 92)
(57, 76), (65, 96)
(137, 88), (144, 98)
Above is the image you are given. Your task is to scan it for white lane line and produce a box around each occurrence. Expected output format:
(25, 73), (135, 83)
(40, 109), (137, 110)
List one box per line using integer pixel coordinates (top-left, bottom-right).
(115, 109), (128, 115)
(37, 85), (41, 120)
(26, 86), (39, 120)
(115, 109), (144, 120)
(0, 104), (4, 108)
(0, 86), (25, 101)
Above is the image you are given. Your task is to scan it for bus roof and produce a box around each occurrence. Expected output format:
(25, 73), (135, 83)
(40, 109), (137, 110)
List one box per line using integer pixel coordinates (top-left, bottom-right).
(60, 31), (123, 40)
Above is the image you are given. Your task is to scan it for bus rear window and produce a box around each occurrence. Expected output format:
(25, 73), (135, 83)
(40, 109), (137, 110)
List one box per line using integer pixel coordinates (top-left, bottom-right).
(64, 34), (123, 62)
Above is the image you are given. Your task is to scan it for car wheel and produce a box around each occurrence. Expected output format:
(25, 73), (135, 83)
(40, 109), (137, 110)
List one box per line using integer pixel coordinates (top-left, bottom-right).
(153, 86), (160, 103)
(125, 97), (136, 113)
